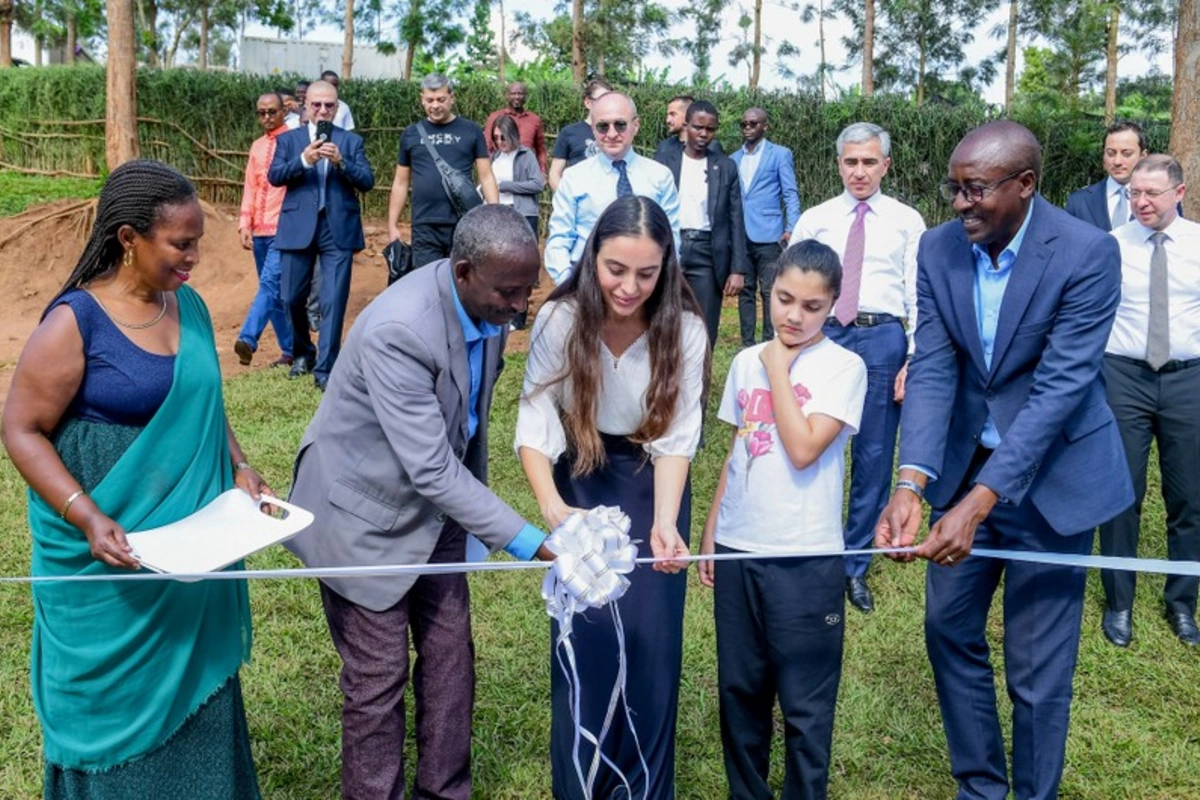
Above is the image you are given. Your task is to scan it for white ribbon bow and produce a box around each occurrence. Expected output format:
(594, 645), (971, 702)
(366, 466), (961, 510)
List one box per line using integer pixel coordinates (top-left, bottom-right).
(541, 506), (648, 800)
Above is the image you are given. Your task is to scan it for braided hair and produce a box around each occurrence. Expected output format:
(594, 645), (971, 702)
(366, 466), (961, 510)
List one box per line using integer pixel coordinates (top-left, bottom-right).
(52, 159), (197, 308)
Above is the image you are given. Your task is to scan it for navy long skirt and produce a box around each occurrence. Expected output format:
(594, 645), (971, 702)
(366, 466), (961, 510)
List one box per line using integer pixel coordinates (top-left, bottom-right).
(550, 433), (691, 800)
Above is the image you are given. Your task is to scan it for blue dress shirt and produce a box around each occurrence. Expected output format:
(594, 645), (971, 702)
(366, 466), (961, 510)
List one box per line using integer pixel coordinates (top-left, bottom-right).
(544, 149), (682, 284)
(450, 274), (545, 560)
(972, 203), (1034, 448)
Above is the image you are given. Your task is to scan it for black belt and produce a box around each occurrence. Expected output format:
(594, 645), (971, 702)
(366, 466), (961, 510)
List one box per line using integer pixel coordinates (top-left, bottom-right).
(680, 229), (712, 241)
(1106, 353), (1200, 374)
(827, 312), (902, 328)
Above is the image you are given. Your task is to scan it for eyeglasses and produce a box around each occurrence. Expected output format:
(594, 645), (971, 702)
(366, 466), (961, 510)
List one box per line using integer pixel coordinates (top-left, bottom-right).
(255, 109), (282, 117)
(1128, 185), (1180, 201)
(739, 120), (762, 128)
(309, 101), (337, 110)
(940, 170), (1028, 204)
(594, 120), (630, 136)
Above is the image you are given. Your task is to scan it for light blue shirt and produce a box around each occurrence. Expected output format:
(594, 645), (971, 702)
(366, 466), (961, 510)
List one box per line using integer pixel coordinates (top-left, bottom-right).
(972, 202), (1034, 448)
(450, 274), (545, 560)
(544, 149), (682, 284)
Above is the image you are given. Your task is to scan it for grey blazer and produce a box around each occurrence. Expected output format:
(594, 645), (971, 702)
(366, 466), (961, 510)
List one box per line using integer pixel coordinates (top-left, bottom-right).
(286, 259), (525, 611)
(492, 145), (545, 218)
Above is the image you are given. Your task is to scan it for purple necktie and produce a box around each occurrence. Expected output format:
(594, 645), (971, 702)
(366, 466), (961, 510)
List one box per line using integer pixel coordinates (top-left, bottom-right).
(835, 201), (870, 326)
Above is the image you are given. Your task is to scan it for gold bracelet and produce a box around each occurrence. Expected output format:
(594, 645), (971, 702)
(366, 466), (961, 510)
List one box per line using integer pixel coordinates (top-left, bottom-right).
(60, 490), (86, 520)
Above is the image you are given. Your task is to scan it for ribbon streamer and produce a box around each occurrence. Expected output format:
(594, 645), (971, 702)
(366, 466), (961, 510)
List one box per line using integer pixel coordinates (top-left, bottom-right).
(2, 547), (1200, 585)
(541, 507), (647, 800)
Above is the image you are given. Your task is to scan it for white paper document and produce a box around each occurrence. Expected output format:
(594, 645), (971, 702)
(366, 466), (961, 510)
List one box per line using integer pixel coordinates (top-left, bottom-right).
(127, 489), (314, 574)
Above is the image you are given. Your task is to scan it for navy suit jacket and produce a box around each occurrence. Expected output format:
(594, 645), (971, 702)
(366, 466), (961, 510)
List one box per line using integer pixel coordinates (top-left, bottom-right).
(1064, 179), (1112, 231)
(655, 147), (748, 284)
(268, 125), (375, 252)
(900, 196), (1133, 535)
(729, 140), (801, 243)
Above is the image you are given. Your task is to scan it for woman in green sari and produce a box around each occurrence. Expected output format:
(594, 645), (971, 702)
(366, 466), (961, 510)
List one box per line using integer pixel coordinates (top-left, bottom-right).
(1, 160), (270, 798)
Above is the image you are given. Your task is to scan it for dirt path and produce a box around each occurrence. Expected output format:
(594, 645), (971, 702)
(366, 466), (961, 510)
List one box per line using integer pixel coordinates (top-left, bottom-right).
(0, 202), (545, 411)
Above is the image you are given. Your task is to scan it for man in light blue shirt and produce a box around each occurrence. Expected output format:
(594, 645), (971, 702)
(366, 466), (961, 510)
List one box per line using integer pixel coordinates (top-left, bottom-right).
(545, 92), (681, 285)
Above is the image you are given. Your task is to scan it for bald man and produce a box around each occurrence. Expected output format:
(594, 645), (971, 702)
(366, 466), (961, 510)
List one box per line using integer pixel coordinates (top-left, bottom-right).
(877, 121), (1132, 800)
(544, 92), (681, 285)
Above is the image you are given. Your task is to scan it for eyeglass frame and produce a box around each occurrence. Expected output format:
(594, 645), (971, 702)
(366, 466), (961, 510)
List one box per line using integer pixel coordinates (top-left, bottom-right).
(1128, 185), (1181, 201)
(939, 169), (1030, 204)
(308, 101), (338, 111)
(255, 108), (283, 117)
(594, 119), (631, 136)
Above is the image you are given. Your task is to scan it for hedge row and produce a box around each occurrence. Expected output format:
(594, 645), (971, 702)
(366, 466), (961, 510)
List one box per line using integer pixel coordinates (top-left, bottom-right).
(0, 66), (1172, 223)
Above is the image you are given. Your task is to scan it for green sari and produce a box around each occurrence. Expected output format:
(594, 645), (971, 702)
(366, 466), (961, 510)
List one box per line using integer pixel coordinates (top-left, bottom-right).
(28, 284), (253, 772)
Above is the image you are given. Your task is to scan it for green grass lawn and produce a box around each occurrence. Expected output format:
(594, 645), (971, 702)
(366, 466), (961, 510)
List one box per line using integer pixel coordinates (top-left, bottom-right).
(1, 304), (1197, 799)
(0, 173), (102, 217)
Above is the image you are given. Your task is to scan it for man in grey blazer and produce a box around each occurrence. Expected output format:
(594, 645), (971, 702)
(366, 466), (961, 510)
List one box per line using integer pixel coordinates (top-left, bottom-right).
(287, 204), (552, 800)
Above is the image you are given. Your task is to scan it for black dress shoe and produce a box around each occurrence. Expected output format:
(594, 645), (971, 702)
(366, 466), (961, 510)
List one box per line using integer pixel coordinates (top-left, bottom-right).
(234, 339), (254, 366)
(313, 375), (328, 392)
(847, 577), (874, 614)
(1166, 610), (1200, 646)
(288, 356), (312, 380)
(1102, 609), (1132, 648)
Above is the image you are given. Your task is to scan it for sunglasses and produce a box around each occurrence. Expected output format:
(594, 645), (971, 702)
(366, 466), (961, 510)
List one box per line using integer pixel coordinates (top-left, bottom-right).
(594, 120), (630, 135)
(256, 109), (282, 117)
(739, 120), (762, 128)
(309, 101), (337, 110)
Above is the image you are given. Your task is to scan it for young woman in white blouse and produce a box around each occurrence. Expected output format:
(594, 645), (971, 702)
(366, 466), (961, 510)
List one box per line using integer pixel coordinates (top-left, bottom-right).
(515, 195), (710, 800)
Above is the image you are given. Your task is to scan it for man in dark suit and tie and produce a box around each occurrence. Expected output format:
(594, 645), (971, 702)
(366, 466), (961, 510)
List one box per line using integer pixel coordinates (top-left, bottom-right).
(655, 100), (747, 345)
(269, 79), (375, 391)
(1064, 121), (1148, 231)
(877, 121), (1133, 800)
(287, 205), (554, 800)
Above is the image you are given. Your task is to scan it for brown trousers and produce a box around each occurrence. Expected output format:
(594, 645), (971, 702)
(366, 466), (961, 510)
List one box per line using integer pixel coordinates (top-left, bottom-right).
(320, 523), (474, 800)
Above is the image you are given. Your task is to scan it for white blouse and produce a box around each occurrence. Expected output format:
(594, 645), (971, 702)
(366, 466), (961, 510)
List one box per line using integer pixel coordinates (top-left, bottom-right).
(515, 298), (708, 462)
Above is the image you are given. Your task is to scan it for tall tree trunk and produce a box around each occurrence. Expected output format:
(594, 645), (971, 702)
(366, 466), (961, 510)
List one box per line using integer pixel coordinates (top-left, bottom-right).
(403, 44), (415, 79)
(342, 0), (354, 77)
(1104, 6), (1119, 123)
(139, 0), (161, 68)
(67, 15), (78, 64)
(1171, 0), (1200, 220)
(916, 33), (927, 106)
(106, 0), (140, 168)
(862, 0), (875, 96)
(1004, 0), (1018, 114)
(0, 0), (13, 68)
(199, 4), (209, 70)
(499, 0), (506, 81)
(571, 0), (585, 82)
(750, 0), (762, 90)
(35, 37), (43, 66)
(818, 0), (828, 101)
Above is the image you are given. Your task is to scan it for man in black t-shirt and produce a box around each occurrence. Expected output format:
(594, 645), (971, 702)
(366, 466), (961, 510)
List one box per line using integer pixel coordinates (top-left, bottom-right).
(388, 73), (499, 271)
(548, 77), (613, 191)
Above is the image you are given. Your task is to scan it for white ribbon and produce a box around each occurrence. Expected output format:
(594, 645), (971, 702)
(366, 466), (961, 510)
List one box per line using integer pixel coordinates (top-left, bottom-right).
(541, 506), (647, 800)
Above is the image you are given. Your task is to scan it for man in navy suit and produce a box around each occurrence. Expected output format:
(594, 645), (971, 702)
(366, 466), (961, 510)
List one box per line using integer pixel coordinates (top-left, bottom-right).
(269, 79), (375, 391)
(1064, 121), (1148, 231)
(877, 121), (1133, 800)
(730, 107), (801, 346)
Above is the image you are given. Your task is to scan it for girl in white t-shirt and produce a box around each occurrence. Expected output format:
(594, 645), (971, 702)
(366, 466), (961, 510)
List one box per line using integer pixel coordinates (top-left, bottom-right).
(699, 239), (866, 800)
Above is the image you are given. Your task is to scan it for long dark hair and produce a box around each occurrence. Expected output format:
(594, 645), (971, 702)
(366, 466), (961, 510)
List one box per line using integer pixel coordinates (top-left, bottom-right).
(541, 195), (710, 476)
(494, 114), (520, 151)
(49, 159), (197, 311)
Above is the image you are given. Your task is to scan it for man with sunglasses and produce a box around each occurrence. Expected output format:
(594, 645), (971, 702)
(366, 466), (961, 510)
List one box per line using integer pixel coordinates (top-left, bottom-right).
(1099, 154), (1200, 648)
(233, 92), (294, 369)
(731, 107), (801, 346)
(269, 79), (375, 392)
(545, 92), (681, 285)
(878, 120), (1131, 800)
